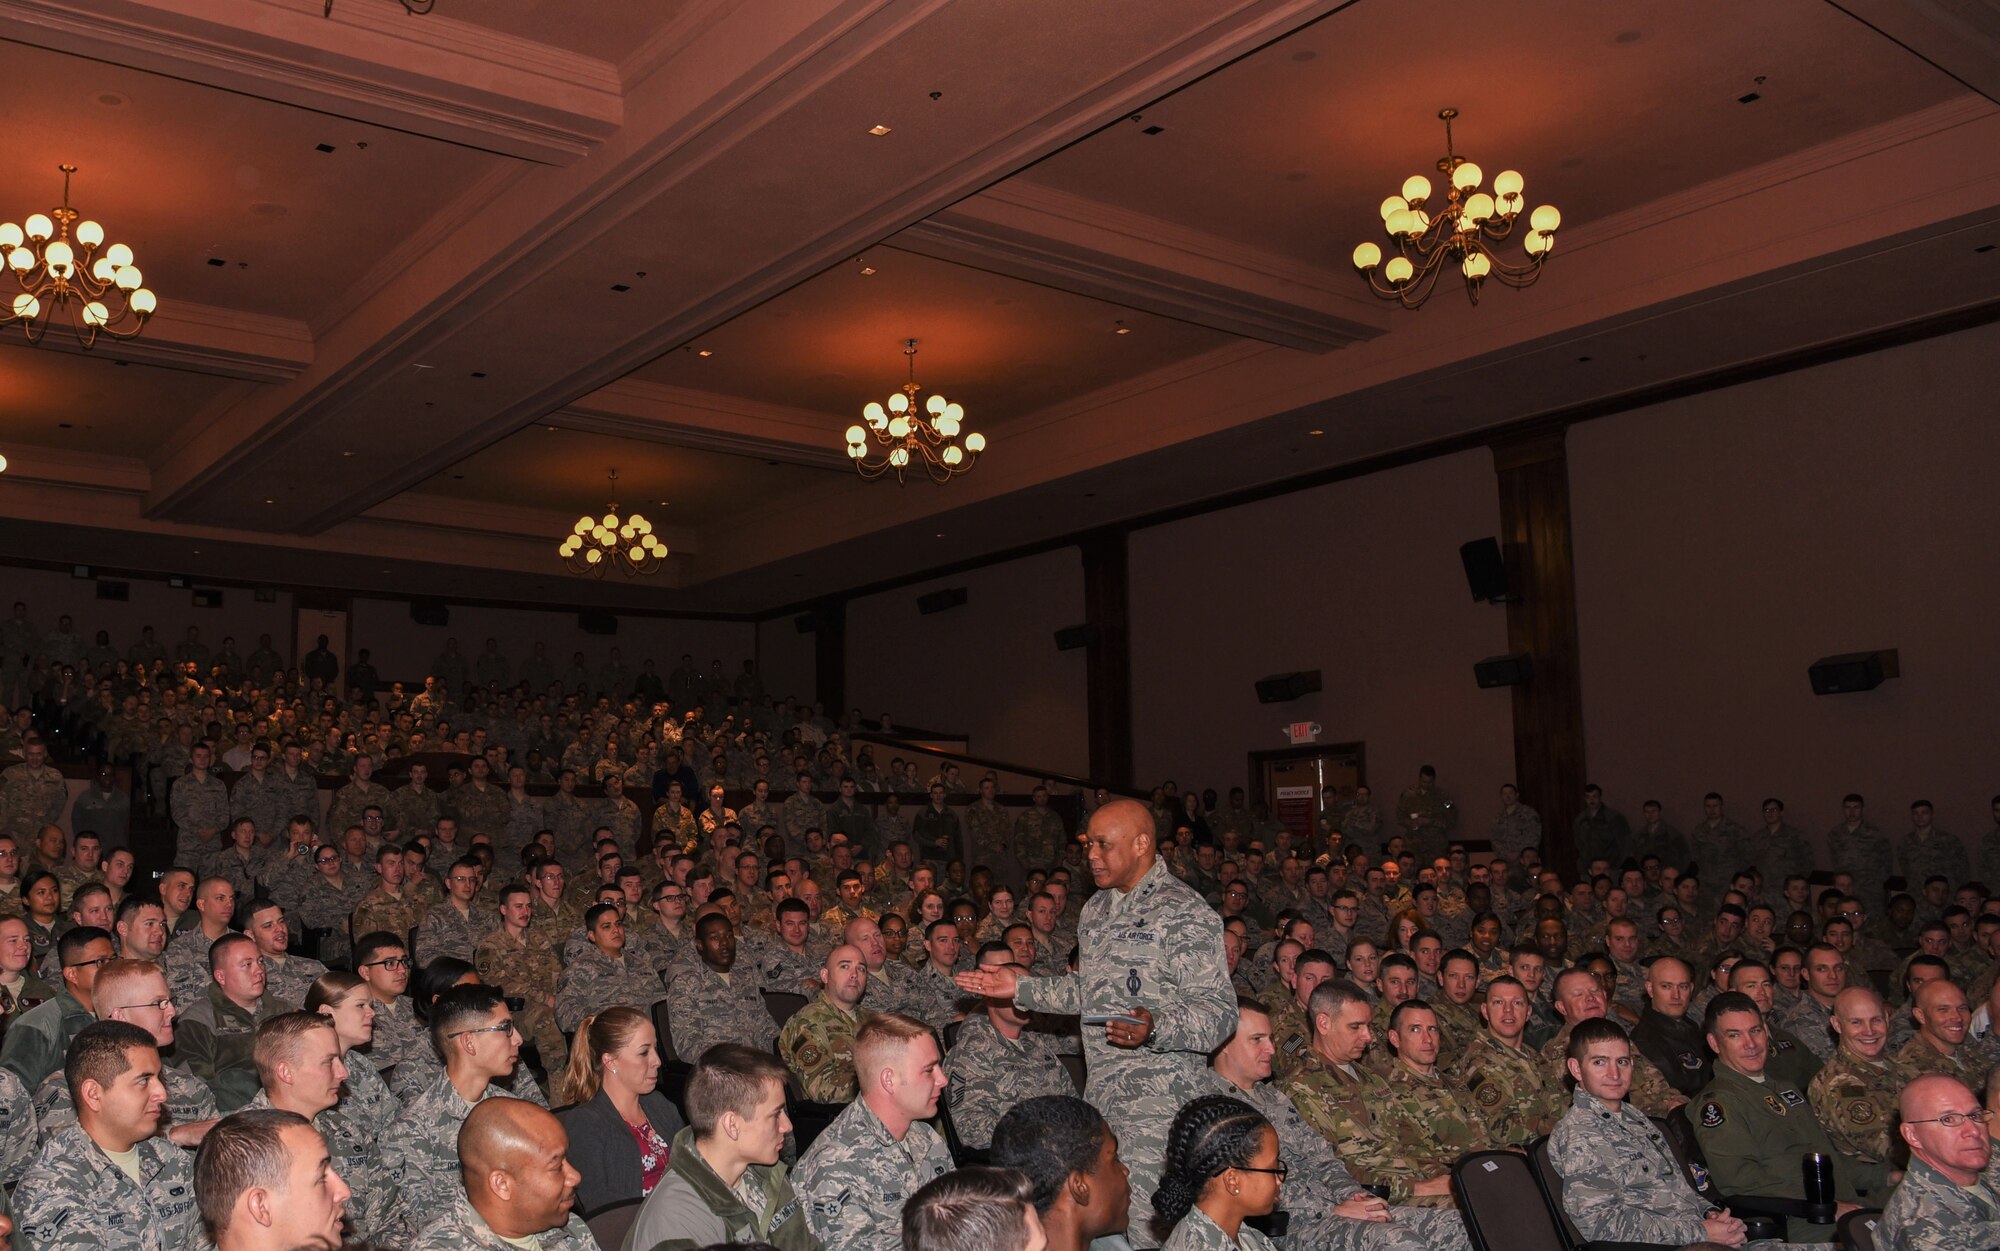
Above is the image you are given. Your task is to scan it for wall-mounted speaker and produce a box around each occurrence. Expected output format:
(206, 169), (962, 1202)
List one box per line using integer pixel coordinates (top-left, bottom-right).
(1809, 649), (1899, 695)
(191, 589), (224, 609)
(916, 587), (968, 615)
(95, 580), (129, 602)
(410, 602), (450, 627)
(1255, 671), (1321, 704)
(1053, 624), (1097, 651)
(1474, 653), (1534, 688)
(1459, 538), (1509, 603)
(578, 611), (618, 636)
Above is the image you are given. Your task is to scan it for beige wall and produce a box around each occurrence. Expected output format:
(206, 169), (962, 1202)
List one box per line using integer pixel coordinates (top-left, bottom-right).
(1129, 448), (1517, 809)
(2, 568), (295, 662)
(1570, 320), (2000, 856)
(844, 546), (1089, 775)
(755, 614), (819, 709)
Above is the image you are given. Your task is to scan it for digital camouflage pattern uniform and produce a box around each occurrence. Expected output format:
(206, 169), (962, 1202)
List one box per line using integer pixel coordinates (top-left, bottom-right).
(0, 761), (67, 843)
(169, 770), (229, 861)
(414, 900), (497, 965)
(1877, 1155), (2000, 1251)
(554, 945), (662, 1033)
(1546, 1087), (1726, 1245)
(0, 1064), (35, 1190)
(34, 1059), (217, 1142)
(1201, 1068), (1469, 1251)
(1449, 1031), (1564, 1147)
(243, 1089), (403, 1243)
(475, 926), (569, 1075)
(1015, 805), (1067, 873)
(942, 1014), (1076, 1149)
(793, 1097), (952, 1251)
(12, 1123), (199, 1251)
(1164, 1205), (1277, 1251)
(262, 952), (328, 1009)
(777, 995), (866, 1103)
(1012, 854), (1236, 1245)
(1539, 1022), (1683, 1116)
(663, 963), (775, 1060)
(378, 1075), (520, 1235)
(407, 1187), (601, 1251)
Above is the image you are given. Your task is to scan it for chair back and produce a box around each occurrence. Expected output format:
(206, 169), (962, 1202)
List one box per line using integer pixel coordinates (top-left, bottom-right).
(651, 999), (682, 1064)
(585, 1198), (642, 1251)
(1836, 1208), (1883, 1251)
(764, 991), (808, 1029)
(1451, 1150), (1571, 1251)
(1525, 1136), (1591, 1250)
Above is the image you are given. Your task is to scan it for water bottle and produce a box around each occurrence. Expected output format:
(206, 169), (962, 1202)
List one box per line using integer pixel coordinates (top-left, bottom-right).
(1802, 1151), (1835, 1226)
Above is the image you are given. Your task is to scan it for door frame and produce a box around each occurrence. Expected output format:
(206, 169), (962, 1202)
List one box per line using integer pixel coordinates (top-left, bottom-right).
(1246, 741), (1367, 806)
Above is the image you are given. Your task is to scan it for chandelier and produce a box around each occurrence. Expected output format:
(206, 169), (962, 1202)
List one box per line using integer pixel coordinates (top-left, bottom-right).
(842, 339), (985, 484)
(1, 165), (159, 348)
(1351, 110), (1561, 308)
(557, 470), (668, 577)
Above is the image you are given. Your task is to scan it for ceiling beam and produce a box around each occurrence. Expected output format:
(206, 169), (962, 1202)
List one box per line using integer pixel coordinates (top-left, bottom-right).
(0, 0), (622, 165)
(140, 0), (1357, 535)
(1826, 0), (2000, 106)
(0, 299), (312, 382)
(896, 181), (1391, 352)
(554, 379), (852, 471)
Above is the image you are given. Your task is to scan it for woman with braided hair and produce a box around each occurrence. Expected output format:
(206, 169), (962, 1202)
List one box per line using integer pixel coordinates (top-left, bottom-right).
(1151, 1094), (1284, 1251)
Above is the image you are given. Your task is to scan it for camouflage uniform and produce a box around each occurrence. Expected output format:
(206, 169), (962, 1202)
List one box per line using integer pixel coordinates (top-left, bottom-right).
(1395, 782), (1456, 862)
(414, 900), (496, 965)
(244, 1089), (403, 1242)
(554, 945), (662, 1033)
(168, 769), (229, 860)
(902, 963), (971, 1030)
(759, 938), (832, 996)
(297, 872), (366, 967)
(34, 1060), (217, 1142)
(1013, 856), (1235, 1242)
(942, 1014), (1075, 1149)
(1809, 1046), (1905, 1200)
(0, 1064), (36, 1189)
(778, 995), (866, 1103)
(663, 963), (776, 1060)
(162, 928), (224, 1007)
(962, 801), (1013, 876)
(328, 777), (392, 835)
(389, 781), (444, 838)
(447, 781), (510, 842)
(1428, 997), (1481, 1069)
(1014, 805), (1066, 873)
(1202, 1067), (1468, 1251)
(0, 760), (67, 844)
(595, 793), (642, 858)
(263, 952), (328, 1008)
(1166, 1207), (1274, 1251)
(352, 883), (425, 945)
(274, 765), (321, 829)
(1899, 828), (1969, 895)
(13, 1123), (199, 1251)
(0, 990), (93, 1092)
(1897, 1036), (1987, 1086)
(408, 1191), (600, 1251)
(227, 769), (290, 838)
(782, 793), (828, 851)
(1489, 803), (1542, 865)
(1828, 822), (1895, 902)
(1281, 1050), (1433, 1203)
(794, 1096), (952, 1251)
(1877, 1155), (2000, 1251)
(378, 1074), (521, 1234)
(178, 985), (291, 1113)
(548, 791), (596, 866)
(1545, 1087), (1718, 1244)
(474, 926), (568, 1073)
(367, 994), (430, 1082)
(1449, 1031), (1564, 1147)
(1540, 1022), (1683, 1116)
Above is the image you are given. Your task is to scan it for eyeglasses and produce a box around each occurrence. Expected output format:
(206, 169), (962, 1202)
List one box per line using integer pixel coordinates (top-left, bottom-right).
(316, 855), (340, 865)
(447, 1019), (520, 1041)
(112, 996), (175, 1014)
(63, 956), (114, 972)
(1235, 1162), (1289, 1178)
(360, 956), (411, 971)
(1907, 1108), (1994, 1128)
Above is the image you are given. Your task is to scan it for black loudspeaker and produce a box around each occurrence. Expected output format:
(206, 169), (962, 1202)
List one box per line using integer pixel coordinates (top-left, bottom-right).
(578, 611), (618, 636)
(1474, 654), (1534, 688)
(191, 589), (223, 609)
(794, 612), (819, 634)
(1459, 537), (1509, 603)
(95, 580), (129, 602)
(1255, 671), (1322, 703)
(917, 587), (968, 615)
(1053, 625), (1096, 651)
(410, 602), (450, 627)
(1809, 649), (1899, 695)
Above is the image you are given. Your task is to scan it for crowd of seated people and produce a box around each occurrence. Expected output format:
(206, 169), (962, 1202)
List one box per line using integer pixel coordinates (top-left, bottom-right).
(0, 598), (1996, 1250)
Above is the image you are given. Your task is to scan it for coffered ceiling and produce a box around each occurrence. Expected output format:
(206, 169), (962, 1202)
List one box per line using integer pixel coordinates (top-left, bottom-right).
(0, 0), (1996, 614)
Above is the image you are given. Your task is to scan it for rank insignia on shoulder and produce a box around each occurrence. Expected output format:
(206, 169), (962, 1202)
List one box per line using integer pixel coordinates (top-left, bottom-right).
(1699, 1101), (1724, 1127)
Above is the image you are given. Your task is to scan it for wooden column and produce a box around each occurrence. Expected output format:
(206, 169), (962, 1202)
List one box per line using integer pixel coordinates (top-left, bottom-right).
(813, 597), (846, 716)
(1492, 429), (1587, 878)
(1080, 530), (1134, 789)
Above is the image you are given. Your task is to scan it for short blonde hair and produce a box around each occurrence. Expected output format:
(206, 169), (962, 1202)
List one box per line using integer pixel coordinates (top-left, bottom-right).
(853, 1012), (934, 1090)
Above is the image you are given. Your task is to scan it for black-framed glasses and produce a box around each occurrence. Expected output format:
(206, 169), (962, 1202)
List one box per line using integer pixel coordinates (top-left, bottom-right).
(447, 1019), (519, 1041)
(316, 854), (340, 865)
(1907, 1109), (1994, 1128)
(63, 956), (114, 972)
(113, 996), (175, 1014)
(1235, 1162), (1289, 1178)
(360, 956), (411, 971)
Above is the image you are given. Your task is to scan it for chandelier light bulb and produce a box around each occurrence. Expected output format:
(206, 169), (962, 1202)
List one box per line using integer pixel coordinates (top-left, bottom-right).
(82, 301), (108, 326)
(44, 241), (73, 274)
(584, 548), (602, 565)
(75, 220), (103, 248)
(847, 443), (865, 459)
(888, 392), (909, 414)
(888, 415), (911, 439)
(964, 432), (986, 453)
(1530, 204), (1562, 232)
(1379, 195), (1409, 223)
(1462, 253), (1492, 279)
(0, 224), (20, 248)
(1525, 231), (1553, 256)
(1384, 256), (1414, 284)
(1405, 210), (1430, 238)
(105, 243), (132, 268)
(115, 266), (142, 291)
(926, 393), (946, 415)
(575, 516), (593, 534)
(845, 424), (865, 444)
(12, 294), (39, 320)
(1452, 161), (1483, 191)
(942, 446), (963, 465)
(1493, 169), (1524, 198)
(890, 448), (910, 467)
(1353, 241), (1383, 270)
(1463, 192), (1495, 222)
(24, 214), (51, 242)
(600, 511), (617, 529)
(7, 249), (30, 272)
(1401, 175), (1431, 204)
(130, 289), (156, 316)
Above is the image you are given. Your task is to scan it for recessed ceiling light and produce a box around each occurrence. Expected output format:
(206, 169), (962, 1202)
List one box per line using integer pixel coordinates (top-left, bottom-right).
(341, 451), (354, 457)
(1308, 429), (1324, 436)
(868, 124), (892, 136)
(859, 266), (876, 276)
(1113, 322), (1131, 335)
(263, 498), (274, 504)
(696, 349), (713, 357)
(546, 425), (557, 432)
(96, 91), (127, 107)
